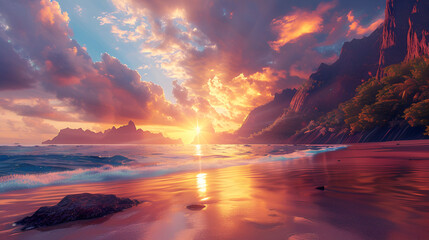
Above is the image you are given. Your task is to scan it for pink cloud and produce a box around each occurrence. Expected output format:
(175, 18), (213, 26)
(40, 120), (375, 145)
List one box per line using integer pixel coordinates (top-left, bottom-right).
(0, 0), (191, 126)
(0, 99), (76, 122)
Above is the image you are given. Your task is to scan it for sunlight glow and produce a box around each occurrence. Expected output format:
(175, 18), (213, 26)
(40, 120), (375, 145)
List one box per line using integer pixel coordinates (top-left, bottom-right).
(197, 173), (207, 193)
(196, 172), (209, 201)
(196, 126), (201, 135)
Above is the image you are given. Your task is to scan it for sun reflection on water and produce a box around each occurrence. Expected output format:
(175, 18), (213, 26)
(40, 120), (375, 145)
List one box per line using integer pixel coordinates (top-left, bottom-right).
(195, 143), (209, 201)
(196, 172), (209, 201)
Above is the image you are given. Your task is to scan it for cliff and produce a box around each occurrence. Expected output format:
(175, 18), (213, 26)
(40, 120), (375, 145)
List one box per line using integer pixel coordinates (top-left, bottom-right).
(405, 0), (429, 61)
(43, 121), (183, 144)
(290, 27), (383, 114)
(377, 0), (416, 76)
(243, 0), (429, 144)
(247, 27), (383, 142)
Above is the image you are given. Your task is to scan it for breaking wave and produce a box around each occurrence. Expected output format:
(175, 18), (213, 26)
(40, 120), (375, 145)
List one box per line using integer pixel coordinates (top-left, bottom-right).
(0, 145), (346, 192)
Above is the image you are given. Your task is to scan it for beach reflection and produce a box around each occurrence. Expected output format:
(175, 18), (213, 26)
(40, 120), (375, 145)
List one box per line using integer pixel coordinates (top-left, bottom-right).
(196, 173), (208, 201)
(195, 144), (208, 201)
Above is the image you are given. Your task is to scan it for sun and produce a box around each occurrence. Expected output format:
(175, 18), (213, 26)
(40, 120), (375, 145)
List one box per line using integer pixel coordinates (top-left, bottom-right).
(196, 126), (201, 135)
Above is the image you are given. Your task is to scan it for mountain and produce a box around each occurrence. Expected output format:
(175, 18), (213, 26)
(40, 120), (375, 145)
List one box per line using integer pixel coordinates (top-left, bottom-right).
(245, 26), (383, 142)
(239, 0), (429, 143)
(236, 88), (296, 137)
(43, 121), (183, 144)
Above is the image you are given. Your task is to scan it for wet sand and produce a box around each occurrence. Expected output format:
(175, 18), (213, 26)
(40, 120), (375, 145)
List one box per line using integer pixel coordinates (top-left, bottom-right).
(1, 140), (429, 240)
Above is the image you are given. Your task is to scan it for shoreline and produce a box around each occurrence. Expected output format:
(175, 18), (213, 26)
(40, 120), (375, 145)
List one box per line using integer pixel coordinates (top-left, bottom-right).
(0, 140), (428, 239)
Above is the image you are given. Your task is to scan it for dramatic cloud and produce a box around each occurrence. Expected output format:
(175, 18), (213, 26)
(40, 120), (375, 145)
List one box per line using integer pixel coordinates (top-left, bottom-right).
(0, 0), (386, 143)
(269, 2), (335, 52)
(0, 0), (190, 126)
(0, 38), (36, 90)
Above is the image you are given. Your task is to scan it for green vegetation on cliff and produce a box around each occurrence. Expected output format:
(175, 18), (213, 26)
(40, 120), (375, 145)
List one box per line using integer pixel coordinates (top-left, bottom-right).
(301, 57), (429, 135)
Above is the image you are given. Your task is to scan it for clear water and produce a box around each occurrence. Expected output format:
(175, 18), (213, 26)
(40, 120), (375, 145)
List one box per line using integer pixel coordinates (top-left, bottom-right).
(0, 144), (345, 193)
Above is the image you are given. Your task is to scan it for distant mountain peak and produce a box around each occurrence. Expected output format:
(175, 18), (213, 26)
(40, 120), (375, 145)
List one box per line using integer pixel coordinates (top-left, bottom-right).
(127, 120), (136, 128)
(43, 121), (182, 144)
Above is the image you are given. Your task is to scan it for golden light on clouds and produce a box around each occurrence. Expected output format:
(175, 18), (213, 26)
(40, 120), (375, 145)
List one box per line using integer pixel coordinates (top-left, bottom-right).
(38, 0), (69, 25)
(269, 2), (335, 52)
(204, 67), (286, 132)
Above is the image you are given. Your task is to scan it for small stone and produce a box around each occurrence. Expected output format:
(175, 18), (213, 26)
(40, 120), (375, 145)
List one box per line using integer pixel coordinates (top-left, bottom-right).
(186, 204), (206, 210)
(315, 186), (325, 191)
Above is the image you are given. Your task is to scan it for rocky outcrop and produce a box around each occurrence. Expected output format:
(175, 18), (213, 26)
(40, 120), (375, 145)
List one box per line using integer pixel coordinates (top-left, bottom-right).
(405, 0), (429, 61)
(378, 0), (429, 76)
(377, 0), (415, 75)
(236, 88), (296, 137)
(15, 193), (140, 230)
(43, 120), (182, 144)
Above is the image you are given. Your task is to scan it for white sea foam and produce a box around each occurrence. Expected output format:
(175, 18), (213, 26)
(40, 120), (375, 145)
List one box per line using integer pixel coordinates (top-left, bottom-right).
(0, 145), (346, 192)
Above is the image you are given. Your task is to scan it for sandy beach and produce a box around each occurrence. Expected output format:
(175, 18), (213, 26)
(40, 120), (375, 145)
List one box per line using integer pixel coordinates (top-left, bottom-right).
(1, 140), (429, 240)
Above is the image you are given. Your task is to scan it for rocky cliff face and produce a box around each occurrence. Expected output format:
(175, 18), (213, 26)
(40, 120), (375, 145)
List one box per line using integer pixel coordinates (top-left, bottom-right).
(242, 0), (429, 143)
(406, 0), (429, 61)
(247, 27), (383, 142)
(377, 0), (415, 76)
(289, 26), (382, 114)
(378, 0), (429, 76)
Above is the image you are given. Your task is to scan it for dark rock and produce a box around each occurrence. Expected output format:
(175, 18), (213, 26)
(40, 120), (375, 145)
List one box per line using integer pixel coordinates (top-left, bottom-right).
(315, 186), (325, 191)
(186, 204), (206, 211)
(15, 193), (140, 230)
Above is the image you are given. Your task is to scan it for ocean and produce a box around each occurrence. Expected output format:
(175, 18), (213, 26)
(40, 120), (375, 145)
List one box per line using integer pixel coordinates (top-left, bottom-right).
(0, 144), (345, 193)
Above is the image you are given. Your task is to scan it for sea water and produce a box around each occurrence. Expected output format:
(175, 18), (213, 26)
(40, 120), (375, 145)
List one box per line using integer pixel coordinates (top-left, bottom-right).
(0, 144), (345, 193)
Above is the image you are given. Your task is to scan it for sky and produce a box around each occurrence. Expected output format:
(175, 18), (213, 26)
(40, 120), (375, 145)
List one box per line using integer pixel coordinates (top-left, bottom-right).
(0, 0), (385, 144)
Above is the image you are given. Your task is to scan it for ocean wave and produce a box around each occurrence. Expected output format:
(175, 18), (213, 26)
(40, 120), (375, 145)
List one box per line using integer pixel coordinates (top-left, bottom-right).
(0, 145), (346, 193)
(0, 154), (133, 176)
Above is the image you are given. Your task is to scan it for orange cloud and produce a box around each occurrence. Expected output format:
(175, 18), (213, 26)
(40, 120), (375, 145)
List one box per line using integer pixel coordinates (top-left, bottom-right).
(347, 11), (384, 36)
(38, 0), (69, 25)
(204, 67), (287, 131)
(269, 2), (335, 52)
